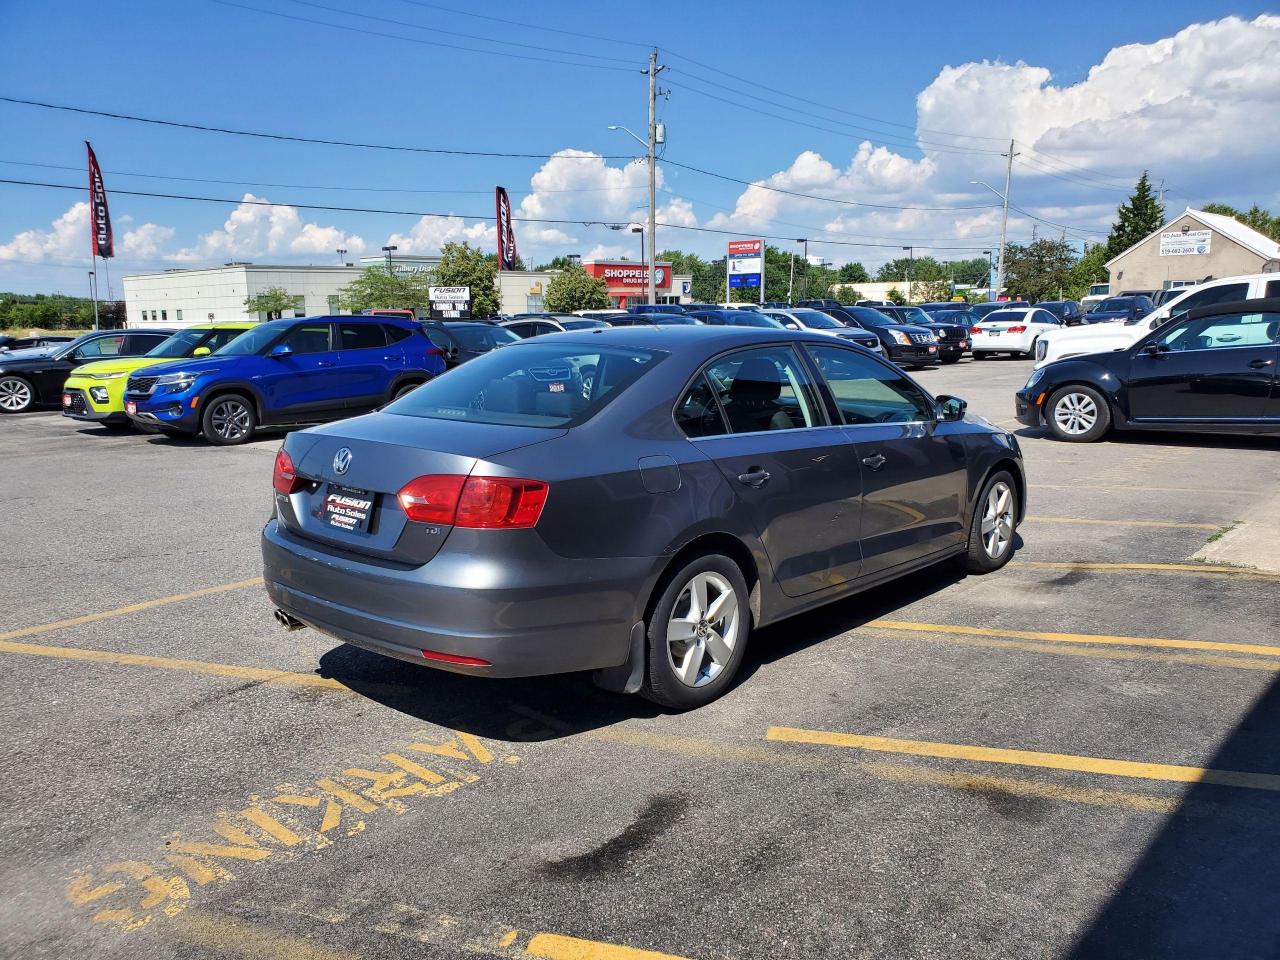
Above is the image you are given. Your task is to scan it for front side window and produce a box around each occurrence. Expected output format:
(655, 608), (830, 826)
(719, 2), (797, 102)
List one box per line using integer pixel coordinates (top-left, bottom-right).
(806, 344), (934, 425)
(1152, 312), (1280, 352)
(279, 323), (333, 355)
(73, 335), (124, 359)
(214, 320), (293, 356)
(339, 322), (388, 350)
(385, 344), (664, 428)
(701, 347), (821, 434)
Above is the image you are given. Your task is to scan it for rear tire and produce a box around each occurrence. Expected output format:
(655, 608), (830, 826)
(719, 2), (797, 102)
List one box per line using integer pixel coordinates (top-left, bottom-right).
(393, 380), (424, 401)
(963, 470), (1018, 573)
(941, 354), (961, 365)
(972, 351), (987, 361)
(1045, 385), (1110, 442)
(201, 393), (257, 445)
(641, 554), (750, 710)
(0, 376), (35, 413)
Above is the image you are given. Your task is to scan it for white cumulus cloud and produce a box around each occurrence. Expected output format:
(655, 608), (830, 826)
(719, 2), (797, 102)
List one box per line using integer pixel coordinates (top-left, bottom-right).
(168, 194), (366, 263)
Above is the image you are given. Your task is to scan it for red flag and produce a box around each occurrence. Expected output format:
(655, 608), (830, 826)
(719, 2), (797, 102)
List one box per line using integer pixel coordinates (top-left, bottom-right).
(495, 186), (518, 271)
(86, 142), (114, 258)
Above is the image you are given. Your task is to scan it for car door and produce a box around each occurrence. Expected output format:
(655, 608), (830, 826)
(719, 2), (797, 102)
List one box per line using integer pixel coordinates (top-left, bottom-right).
(257, 320), (344, 421)
(804, 342), (968, 576)
(679, 345), (865, 597)
(36, 333), (125, 399)
(1127, 308), (1280, 422)
(336, 320), (393, 408)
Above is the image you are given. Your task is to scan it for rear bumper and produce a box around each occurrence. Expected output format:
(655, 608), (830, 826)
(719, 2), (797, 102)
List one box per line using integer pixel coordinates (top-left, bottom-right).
(261, 518), (649, 678)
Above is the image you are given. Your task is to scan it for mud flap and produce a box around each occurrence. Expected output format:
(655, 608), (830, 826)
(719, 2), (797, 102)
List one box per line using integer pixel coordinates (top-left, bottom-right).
(591, 621), (646, 694)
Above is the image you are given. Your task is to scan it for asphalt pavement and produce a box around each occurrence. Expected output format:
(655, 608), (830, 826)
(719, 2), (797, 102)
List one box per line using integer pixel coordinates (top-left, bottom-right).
(2, 354), (1279, 960)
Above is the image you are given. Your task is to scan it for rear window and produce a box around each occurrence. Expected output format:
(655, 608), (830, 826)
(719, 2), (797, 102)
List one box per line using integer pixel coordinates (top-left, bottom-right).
(982, 311), (1025, 324)
(384, 342), (665, 427)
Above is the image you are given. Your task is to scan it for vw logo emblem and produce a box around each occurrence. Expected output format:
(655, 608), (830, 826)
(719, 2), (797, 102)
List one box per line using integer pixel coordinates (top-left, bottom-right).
(333, 447), (353, 475)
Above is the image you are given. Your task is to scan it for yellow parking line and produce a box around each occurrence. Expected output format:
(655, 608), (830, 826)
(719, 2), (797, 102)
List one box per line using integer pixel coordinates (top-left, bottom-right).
(1024, 516), (1220, 530)
(527, 933), (692, 960)
(767, 727), (1280, 792)
(1014, 561), (1280, 582)
(0, 578), (262, 642)
(865, 618), (1280, 659)
(171, 912), (359, 960)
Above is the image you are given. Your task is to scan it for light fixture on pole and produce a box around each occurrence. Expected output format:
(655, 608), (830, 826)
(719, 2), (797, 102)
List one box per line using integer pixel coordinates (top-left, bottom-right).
(381, 245), (397, 274)
(336, 247), (347, 265)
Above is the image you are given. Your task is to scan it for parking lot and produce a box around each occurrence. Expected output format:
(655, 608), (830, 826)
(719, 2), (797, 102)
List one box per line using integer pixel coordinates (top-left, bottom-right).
(3, 355), (1279, 960)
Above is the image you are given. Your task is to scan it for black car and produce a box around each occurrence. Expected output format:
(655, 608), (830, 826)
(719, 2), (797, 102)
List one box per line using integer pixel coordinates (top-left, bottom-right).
(1015, 298), (1280, 442)
(688, 309), (787, 329)
(823, 305), (940, 369)
(1036, 300), (1085, 326)
(971, 301), (1029, 320)
(1082, 296), (1154, 325)
(422, 321), (520, 368)
(0, 334), (75, 352)
(0, 328), (174, 414)
(881, 306), (972, 364)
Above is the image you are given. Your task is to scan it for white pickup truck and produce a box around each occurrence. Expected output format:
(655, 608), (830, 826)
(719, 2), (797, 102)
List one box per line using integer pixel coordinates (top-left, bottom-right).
(1034, 272), (1280, 368)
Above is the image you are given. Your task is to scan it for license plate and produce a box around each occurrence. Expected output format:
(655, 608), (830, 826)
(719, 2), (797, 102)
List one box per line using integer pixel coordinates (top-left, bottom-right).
(927, 345), (937, 353)
(62, 394), (71, 407)
(962, 340), (970, 348)
(323, 484), (375, 533)
(126, 401), (137, 416)
(988, 331), (1001, 337)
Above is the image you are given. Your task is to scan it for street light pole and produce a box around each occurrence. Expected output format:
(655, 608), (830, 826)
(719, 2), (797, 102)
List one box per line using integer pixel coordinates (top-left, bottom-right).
(801, 239), (810, 299)
(902, 245), (914, 301)
(336, 247), (347, 265)
(631, 225), (645, 269)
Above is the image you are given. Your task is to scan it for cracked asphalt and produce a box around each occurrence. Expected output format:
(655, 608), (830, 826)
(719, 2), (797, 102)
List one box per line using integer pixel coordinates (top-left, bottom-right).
(2, 355), (1278, 960)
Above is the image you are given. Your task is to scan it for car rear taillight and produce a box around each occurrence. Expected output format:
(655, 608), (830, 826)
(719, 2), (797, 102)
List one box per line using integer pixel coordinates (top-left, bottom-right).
(273, 449), (304, 494)
(426, 347), (445, 358)
(969, 326), (982, 334)
(1007, 325), (1027, 333)
(396, 474), (549, 528)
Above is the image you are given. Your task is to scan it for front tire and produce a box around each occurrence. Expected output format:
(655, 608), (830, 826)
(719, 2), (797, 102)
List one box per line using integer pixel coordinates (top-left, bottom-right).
(641, 554), (749, 710)
(0, 376), (35, 413)
(941, 354), (961, 365)
(1045, 385), (1110, 442)
(963, 471), (1018, 573)
(201, 393), (257, 445)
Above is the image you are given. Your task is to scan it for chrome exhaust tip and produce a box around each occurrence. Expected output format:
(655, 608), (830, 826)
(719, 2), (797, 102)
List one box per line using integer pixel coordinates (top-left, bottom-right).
(273, 608), (306, 631)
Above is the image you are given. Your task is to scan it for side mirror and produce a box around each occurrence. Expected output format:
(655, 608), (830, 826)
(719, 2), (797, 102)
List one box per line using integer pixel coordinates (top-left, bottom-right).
(192, 346), (211, 357)
(937, 395), (967, 421)
(269, 343), (293, 358)
(1141, 342), (1167, 357)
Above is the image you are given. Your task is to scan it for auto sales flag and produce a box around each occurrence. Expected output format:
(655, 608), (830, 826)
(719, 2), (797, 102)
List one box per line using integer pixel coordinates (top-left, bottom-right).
(495, 186), (518, 271)
(86, 142), (114, 259)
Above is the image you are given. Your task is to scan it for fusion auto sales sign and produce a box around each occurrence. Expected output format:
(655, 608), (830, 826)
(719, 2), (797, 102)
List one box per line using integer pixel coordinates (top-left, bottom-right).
(428, 286), (471, 320)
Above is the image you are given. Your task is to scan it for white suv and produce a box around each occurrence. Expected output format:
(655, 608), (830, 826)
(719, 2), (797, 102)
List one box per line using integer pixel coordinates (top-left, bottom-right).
(1034, 272), (1280, 368)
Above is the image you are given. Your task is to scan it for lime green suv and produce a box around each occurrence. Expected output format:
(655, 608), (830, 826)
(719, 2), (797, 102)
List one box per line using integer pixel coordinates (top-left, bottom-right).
(62, 322), (257, 426)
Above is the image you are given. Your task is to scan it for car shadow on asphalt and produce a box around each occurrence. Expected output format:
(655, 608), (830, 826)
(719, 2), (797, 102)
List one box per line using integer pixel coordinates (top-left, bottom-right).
(1012, 425), (1279, 452)
(1066, 673), (1280, 959)
(316, 552), (980, 742)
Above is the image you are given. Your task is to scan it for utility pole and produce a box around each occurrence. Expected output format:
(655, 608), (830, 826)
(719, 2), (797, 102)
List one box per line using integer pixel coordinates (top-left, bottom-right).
(88, 270), (99, 331)
(645, 48), (666, 307)
(801, 239), (810, 299)
(902, 246), (914, 302)
(995, 139), (1017, 302)
(788, 242), (799, 303)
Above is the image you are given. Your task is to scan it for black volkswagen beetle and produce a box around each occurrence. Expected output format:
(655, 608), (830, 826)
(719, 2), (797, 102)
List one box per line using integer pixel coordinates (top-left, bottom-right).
(0, 328), (173, 414)
(1016, 298), (1280, 442)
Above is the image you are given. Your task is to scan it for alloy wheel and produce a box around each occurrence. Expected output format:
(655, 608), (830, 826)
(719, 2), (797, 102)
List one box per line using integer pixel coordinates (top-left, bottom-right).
(666, 571), (740, 688)
(1053, 392), (1098, 436)
(0, 377), (32, 412)
(981, 481), (1015, 560)
(209, 399), (251, 441)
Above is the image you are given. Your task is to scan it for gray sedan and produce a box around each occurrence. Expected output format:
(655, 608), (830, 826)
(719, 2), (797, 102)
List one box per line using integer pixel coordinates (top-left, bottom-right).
(263, 326), (1025, 709)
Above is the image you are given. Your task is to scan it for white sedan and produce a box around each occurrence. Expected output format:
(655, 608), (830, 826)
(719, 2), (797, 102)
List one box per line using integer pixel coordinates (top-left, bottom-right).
(1033, 312), (1168, 368)
(971, 307), (1065, 359)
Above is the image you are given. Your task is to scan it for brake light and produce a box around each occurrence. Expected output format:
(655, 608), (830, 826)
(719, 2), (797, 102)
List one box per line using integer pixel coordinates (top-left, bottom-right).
(273, 449), (304, 494)
(426, 347), (445, 358)
(396, 474), (549, 528)
(1007, 325), (1027, 333)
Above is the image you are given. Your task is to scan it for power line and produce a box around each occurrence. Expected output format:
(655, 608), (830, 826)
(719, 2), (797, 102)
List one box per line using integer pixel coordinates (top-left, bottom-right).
(0, 177), (1001, 251)
(0, 96), (636, 160)
(385, 0), (654, 50)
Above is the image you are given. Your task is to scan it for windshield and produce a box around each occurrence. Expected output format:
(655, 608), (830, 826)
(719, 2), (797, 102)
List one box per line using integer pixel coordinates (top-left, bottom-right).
(847, 306), (896, 327)
(451, 325), (520, 350)
(147, 328), (215, 358)
(384, 343), (664, 428)
(734, 313), (785, 328)
(790, 309), (843, 329)
(896, 307), (931, 324)
(214, 320), (292, 355)
(649, 314), (699, 325)
(1096, 297), (1135, 311)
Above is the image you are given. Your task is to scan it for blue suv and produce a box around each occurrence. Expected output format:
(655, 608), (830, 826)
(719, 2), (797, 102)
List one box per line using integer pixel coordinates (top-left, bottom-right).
(124, 315), (446, 445)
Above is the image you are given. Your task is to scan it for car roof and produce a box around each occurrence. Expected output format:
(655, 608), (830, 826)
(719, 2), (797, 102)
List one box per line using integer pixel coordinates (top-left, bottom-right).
(547, 324), (835, 351)
(981, 307), (1035, 316)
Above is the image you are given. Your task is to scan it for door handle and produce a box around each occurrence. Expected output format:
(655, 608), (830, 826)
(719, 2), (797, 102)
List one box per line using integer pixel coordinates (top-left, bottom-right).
(861, 452), (887, 471)
(1248, 358), (1275, 368)
(736, 468), (771, 488)
(316, 360), (336, 368)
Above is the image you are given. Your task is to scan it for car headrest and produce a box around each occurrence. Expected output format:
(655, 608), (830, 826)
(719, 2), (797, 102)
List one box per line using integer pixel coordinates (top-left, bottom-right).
(729, 357), (783, 403)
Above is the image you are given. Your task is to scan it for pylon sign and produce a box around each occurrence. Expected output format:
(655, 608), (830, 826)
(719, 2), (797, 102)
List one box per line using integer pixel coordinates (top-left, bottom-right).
(727, 239), (763, 288)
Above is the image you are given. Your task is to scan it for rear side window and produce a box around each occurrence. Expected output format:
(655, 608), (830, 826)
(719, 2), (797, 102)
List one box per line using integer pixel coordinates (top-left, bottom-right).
(279, 323), (332, 354)
(1169, 283), (1248, 317)
(806, 344), (934, 425)
(1266, 279), (1280, 299)
(385, 343), (664, 427)
(124, 333), (168, 353)
(675, 374), (728, 437)
(384, 324), (414, 344)
(339, 323), (388, 350)
(424, 329), (455, 351)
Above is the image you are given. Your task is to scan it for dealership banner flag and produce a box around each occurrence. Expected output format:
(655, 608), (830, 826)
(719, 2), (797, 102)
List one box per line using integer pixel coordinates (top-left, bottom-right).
(495, 186), (518, 271)
(86, 142), (114, 259)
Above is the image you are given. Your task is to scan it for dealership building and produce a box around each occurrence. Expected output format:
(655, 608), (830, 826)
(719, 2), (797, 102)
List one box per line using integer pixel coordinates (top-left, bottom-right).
(1106, 207), (1280, 293)
(124, 256), (690, 328)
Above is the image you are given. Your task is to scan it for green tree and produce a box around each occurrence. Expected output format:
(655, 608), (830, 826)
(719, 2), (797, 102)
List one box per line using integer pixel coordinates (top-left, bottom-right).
(434, 242), (501, 319)
(1004, 238), (1077, 302)
(1200, 202), (1280, 242)
(243, 286), (300, 319)
(1103, 172), (1165, 261)
(949, 257), (992, 286)
(338, 267), (435, 315)
(876, 256), (946, 283)
(532, 255), (578, 272)
(886, 287), (907, 305)
(544, 265), (610, 312)
(1066, 244), (1109, 299)
(910, 279), (952, 304)
(837, 262), (870, 283)
(484, 251), (526, 272)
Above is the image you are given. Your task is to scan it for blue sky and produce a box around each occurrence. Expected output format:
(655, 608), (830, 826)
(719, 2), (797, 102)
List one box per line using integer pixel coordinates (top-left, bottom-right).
(1, 0), (1277, 294)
